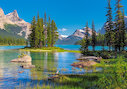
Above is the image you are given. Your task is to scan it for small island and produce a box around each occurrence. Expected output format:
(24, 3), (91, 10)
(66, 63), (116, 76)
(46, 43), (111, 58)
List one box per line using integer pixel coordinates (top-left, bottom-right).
(20, 47), (80, 53)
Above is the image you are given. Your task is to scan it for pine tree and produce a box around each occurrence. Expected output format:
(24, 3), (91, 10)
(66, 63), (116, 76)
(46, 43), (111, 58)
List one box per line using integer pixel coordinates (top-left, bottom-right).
(39, 18), (44, 48)
(29, 16), (36, 48)
(51, 20), (58, 47)
(44, 12), (47, 25)
(114, 0), (123, 52)
(47, 17), (52, 47)
(35, 13), (40, 48)
(29, 12), (58, 48)
(121, 9), (126, 51)
(80, 38), (86, 54)
(91, 21), (96, 51)
(85, 22), (89, 52)
(105, 0), (113, 51)
(80, 22), (89, 54)
(44, 12), (47, 47)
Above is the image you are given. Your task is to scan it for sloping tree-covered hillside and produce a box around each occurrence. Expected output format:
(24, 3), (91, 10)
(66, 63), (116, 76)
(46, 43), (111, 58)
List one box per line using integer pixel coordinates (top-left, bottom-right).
(0, 28), (26, 45)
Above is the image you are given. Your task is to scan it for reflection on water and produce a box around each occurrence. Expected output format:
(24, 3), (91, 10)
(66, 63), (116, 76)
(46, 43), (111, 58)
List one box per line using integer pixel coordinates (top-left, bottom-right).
(0, 48), (102, 88)
(0, 50), (81, 88)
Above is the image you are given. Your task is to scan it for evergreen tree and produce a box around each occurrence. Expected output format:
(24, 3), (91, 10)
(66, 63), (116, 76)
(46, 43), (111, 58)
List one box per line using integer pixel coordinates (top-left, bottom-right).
(121, 9), (126, 51)
(44, 12), (47, 25)
(29, 12), (58, 48)
(34, 13), (40, 48)
(80, 22), (89, 54)
(51, 20), (58, 47)
(44, 12), (47, 47)
(91, 21), (96, 51)
(114, 0), (123, 52)
(85, 22), (89, 52)
(29, 16), (36, 47)
(39, 18), (44, 48)
(105, 0), (113, 51)
(47, 17), (52, 47)
(80, 38), (86, 54)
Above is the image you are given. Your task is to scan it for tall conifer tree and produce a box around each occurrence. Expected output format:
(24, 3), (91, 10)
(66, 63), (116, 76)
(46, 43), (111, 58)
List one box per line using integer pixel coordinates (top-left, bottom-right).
(85, 22), (89, 52)
(51, 20), (58, 47)
(114, 0), (123, 51)
(91, 21), (96, 51)
(121, 9), (126, 51)
(105, 0), (113, 51)
(29, 16), (36, 48)
(47, 17), (52, 47)
(35, 13), (40, 48)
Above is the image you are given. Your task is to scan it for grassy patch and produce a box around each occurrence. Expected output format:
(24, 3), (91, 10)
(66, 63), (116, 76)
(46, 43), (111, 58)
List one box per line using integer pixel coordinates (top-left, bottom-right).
(19, 47), (80, 53)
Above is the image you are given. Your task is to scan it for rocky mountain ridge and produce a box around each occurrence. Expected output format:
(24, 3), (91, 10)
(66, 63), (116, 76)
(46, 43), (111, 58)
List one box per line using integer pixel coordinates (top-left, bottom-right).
(0, 8), (31, 38)
(57, 27), (97, 45)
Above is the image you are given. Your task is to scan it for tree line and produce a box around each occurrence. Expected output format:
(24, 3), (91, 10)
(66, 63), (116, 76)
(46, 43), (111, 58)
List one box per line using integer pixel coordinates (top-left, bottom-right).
(80, 0), (126, 53)
(29, 13), (58, 48)
(0, 36), (26, 45)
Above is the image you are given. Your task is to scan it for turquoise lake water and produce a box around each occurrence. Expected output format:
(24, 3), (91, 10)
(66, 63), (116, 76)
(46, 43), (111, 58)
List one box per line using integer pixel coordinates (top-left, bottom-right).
(0, 45), (108, 89)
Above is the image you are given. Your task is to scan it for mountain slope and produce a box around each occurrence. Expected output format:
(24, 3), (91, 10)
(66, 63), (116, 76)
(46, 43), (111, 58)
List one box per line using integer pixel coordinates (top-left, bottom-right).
(0, 28), (25, 39)
(0, 8), (31, 38)
(57, 27), (97, 45)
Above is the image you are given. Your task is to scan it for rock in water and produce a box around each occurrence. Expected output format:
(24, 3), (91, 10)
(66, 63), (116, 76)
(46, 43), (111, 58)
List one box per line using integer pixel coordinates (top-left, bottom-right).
(11, 55), (32, 63)
(20, 65), (35, 69)
(18, 71), (24, 73)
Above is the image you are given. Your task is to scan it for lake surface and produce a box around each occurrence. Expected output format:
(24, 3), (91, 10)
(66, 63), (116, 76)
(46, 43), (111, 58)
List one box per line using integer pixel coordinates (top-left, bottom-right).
(0, 45), (104, 89)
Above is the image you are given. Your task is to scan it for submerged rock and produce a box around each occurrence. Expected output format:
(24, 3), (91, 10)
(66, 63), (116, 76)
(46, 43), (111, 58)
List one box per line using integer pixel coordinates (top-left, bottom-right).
(11, 55), (32, 63)
(18, 71), (24, 73)
(20, 64), (35, 69)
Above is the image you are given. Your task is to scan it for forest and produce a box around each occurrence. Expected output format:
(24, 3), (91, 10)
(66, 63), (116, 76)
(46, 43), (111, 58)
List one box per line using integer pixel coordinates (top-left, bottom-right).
(80, 0), (126, 53)
(0, 28), (26, 45)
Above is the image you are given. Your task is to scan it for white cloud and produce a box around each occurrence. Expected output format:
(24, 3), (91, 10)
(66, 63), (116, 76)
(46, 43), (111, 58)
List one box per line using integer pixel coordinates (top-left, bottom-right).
(61, 35), (68, 38)
(58, 28), (67, 32)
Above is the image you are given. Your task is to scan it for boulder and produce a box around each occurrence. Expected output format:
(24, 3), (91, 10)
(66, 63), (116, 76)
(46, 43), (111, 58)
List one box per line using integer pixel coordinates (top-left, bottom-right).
(20, 65), (35, 69)
(18, 71), (24, 73)
(71, 60), (97, 68)
(11, 55), (32, 63)
(77, 56), (102, 62)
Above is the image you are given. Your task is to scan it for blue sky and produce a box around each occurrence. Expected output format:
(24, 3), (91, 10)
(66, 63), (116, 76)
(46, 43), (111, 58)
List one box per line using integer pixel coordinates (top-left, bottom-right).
(0, 0), (127, 36)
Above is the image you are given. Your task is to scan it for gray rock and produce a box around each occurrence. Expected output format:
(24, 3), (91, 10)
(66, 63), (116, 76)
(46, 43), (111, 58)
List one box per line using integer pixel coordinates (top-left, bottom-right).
(20, 65), (35, 69)
(11, 55), (32, 63)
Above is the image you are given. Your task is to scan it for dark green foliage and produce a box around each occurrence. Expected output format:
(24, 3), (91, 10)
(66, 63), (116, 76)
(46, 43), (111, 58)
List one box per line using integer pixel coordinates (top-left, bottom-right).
(80, 0), (126, 54)
(4, 24), (22, 36)
(114, 0), (125, 52)
(91, 21), (96, 51)
(47, 17), (52, 47)
(80, 22), (90, 54)
(29, 16), (36, 47)
(105, 0), (113, 51)
(0, 29), (26, 45)
(29, 12), (58, 48)
(51, 20), (58, 47)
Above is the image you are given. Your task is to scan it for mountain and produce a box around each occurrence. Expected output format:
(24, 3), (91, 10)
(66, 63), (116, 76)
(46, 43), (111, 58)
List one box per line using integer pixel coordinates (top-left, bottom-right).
(58, 35), (68, 40)
(0, 8), (31, 38)
(57, 27), (97, 45)
(0, 28), (24, 39)
(98, 16), (127, 34)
